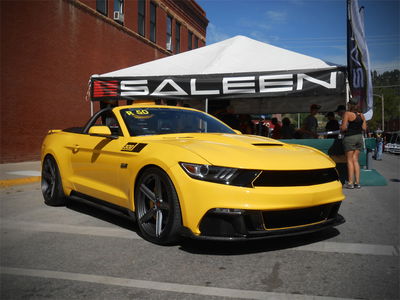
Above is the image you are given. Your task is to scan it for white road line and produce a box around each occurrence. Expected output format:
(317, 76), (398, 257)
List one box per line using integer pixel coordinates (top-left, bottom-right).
(1, 220), (141, 240)
(1, 220), (398, 257)
(295, 241), (399, 257)
(0, 266), (355, 300)
(6, 171), (41, 177)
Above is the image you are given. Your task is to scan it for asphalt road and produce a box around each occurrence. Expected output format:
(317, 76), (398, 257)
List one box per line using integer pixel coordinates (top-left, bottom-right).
(1, 154), (399, 300)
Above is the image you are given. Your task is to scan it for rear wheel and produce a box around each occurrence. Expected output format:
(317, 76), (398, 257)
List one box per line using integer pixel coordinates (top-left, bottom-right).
(135, 167), (182, 245)
(41, 155), (67, 206)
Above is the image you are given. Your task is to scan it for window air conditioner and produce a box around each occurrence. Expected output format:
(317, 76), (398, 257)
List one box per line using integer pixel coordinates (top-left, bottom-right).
(113, 11), (124, 23)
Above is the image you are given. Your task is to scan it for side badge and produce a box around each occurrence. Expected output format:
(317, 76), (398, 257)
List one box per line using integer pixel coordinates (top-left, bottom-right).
(121, 143), (147, 153)
(121, 142), (137, 152)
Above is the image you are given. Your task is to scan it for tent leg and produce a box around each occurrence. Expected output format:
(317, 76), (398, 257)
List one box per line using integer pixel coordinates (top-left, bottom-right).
(90, 101), (94, 117)
(205, 98), (208, 113)
(297, 113), (300, 129)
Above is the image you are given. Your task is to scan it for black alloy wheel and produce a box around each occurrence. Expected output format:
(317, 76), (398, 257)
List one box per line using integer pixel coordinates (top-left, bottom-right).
(135, 167), (182, 245)
(41, 155), (67, 206)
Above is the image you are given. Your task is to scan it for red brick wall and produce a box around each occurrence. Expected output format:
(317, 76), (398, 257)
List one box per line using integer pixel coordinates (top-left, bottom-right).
(1, 0), (207, 162)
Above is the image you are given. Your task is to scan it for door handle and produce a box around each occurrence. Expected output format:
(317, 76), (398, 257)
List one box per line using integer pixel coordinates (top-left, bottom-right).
(72, 144), (80, 153)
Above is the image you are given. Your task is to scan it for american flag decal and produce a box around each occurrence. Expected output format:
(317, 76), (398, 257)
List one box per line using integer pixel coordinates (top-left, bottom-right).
(93, 80), (119, 98)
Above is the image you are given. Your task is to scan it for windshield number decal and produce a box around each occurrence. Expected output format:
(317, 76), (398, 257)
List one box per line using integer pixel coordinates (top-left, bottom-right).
(135, 109), (149, 115)
(125, 110), (153, 119)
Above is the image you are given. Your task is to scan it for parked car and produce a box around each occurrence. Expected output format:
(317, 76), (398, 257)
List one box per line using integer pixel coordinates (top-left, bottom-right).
(41, 104), (345, 244)
(385, 131), (400, 154)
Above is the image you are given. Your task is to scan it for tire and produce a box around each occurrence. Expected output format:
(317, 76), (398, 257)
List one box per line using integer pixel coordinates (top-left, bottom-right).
(41, 155), (67, 206)
(135, 167), (182, 245)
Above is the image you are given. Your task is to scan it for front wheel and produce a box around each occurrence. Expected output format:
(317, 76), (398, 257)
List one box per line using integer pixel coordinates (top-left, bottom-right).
(135, 167), (182, 245)
(41, 155), (67, 206)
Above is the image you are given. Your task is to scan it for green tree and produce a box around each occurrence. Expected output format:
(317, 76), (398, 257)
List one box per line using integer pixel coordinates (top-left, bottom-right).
(370, 70), (400, 131)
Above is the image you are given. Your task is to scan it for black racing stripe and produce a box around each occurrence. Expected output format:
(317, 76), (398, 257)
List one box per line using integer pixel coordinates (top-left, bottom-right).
(132, 143), (147, 153)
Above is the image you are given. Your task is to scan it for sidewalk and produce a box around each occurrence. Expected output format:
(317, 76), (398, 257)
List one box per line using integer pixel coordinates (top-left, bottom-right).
(0, 161), (41, 188)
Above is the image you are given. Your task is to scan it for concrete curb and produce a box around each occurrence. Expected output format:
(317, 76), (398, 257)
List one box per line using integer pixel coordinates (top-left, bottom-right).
(0, 176), (41, 188)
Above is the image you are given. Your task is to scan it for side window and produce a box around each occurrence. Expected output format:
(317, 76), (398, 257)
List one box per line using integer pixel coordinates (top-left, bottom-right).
(150, 2), (157, 42)
(96, 0), (107, 16)
(138, 0), (146, 37)
(166, 15), (173, 51)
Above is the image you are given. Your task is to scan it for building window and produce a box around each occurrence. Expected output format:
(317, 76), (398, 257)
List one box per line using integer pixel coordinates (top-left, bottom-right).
(175, 21), (181, 53)
(96, 0), (107, 16)
(188, 31), (193, 50)
(166, 15), (173, 51)
(113, 0), (124, 24)
(150, 2), (157, 43)
(194, 36), (199, 48)
(138, 0), (145, 37)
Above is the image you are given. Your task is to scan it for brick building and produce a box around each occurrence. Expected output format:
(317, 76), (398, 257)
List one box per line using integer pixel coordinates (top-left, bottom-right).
(0, 0), (208, 163)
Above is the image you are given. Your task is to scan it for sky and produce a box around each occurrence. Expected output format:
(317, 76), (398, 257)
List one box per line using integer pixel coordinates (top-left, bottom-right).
(196, 0), (399, 73)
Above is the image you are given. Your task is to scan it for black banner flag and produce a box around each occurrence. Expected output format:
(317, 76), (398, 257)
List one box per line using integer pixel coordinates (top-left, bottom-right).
(347, 0), (373, 119)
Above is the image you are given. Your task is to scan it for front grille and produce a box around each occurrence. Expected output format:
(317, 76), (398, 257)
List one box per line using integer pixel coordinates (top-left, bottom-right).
(198, 202), (343, 238)
(262, 202), (341, 230)
(253, 168), (338, 187)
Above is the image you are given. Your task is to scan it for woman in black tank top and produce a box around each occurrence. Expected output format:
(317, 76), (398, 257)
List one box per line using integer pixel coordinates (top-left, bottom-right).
(340, 102), (367, 189)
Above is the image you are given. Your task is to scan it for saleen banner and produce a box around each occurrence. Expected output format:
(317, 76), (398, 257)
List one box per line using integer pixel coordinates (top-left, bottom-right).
(347, 0), (373, 120)
(91, 69), (346, 101)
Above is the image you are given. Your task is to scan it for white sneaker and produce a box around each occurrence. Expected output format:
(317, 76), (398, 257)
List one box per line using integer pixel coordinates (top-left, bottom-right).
(344, 182), (354, 189)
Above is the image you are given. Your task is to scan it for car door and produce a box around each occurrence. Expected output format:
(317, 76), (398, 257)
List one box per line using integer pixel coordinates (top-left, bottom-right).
(69, 109), (128, 208)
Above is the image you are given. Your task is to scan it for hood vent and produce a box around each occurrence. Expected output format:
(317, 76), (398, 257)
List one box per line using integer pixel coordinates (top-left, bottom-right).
(252, 143), (283, 147)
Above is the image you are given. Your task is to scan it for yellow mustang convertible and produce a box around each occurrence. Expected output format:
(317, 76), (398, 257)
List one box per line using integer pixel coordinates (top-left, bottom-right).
(41, 104), (345, 244)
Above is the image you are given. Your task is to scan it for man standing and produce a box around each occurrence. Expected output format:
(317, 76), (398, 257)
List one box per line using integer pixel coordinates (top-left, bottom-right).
(301, 104), (321, 138)
(335, 105), (346, 125)
(271, 117), (282, 139)
(325, 112), (340, 139)
(374, 129), (383, 160)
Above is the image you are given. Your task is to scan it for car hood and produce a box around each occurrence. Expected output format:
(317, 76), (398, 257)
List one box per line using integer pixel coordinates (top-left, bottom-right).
(149, 133), (334, 170)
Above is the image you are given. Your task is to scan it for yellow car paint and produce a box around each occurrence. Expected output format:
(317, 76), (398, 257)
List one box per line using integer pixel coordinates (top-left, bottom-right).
(41, 104), (345, 241)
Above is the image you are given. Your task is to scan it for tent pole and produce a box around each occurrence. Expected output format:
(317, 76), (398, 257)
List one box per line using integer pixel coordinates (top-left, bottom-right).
(205, 98), (208, 113)
(297, 113), (300, 129)
(346, 77), (350, 105)
(90, 101), (94, 117)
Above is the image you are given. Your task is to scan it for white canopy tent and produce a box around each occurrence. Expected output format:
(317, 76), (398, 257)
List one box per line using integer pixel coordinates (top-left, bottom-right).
(91, 35), (346, 113)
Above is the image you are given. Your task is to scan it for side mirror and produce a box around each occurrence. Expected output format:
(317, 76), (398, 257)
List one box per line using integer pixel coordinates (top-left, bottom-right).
(88, 126), (118, 139)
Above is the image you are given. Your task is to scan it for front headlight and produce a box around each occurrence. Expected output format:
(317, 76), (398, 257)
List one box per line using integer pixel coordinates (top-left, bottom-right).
(179, 162), (260, 187)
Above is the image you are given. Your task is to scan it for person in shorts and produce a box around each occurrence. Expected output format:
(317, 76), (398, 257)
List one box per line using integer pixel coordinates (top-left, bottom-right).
(340, 99), (367, 189)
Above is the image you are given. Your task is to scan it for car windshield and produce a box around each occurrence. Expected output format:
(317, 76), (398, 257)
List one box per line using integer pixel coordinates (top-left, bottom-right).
(120, 107), (236, 136)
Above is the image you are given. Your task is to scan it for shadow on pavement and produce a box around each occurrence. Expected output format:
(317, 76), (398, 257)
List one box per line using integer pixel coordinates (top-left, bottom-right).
(66, 198), (138, 233)
(64, 197), (340, 255)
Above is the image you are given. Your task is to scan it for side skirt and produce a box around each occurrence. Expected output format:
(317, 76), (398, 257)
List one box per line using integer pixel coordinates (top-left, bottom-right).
(69, 191), (136, 222)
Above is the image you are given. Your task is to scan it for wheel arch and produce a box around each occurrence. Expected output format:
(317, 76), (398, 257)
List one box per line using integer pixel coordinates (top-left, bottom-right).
(41, 151), (73, 196)
(131, 163), (179, 210)
(133, 163), (184, 244)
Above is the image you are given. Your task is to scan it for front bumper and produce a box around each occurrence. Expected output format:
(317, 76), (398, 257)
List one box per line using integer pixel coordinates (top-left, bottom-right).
(182, 202), (345, 241)
(168, 164), (345, 239)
